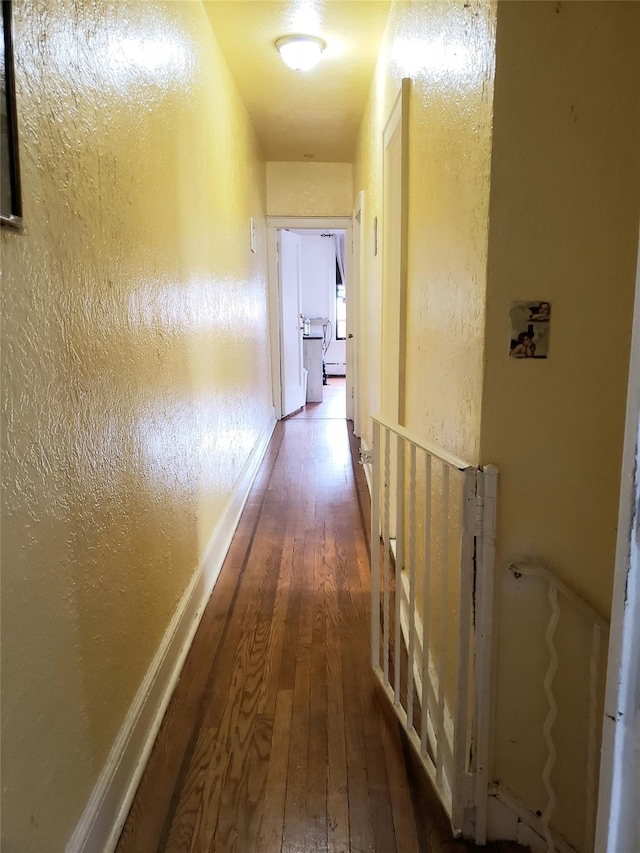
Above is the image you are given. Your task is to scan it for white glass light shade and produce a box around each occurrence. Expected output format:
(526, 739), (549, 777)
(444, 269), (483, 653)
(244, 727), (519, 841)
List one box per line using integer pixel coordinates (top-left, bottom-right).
(275, 35), (325, 71)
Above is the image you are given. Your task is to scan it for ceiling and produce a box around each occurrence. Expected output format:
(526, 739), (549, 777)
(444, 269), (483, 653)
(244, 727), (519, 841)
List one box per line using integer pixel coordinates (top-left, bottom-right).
(203, 1), (391, 162)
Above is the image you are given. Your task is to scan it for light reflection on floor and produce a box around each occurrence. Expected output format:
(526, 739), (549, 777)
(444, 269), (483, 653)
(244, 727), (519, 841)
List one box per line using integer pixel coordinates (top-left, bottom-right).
(288, 376), (346, 420)
(286, 378), (350, 469)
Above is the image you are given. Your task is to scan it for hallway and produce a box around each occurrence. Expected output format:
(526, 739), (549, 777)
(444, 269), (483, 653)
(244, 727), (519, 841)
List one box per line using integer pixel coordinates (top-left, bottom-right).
(2, 2), (639, 850)
(115, 417), (475, 853)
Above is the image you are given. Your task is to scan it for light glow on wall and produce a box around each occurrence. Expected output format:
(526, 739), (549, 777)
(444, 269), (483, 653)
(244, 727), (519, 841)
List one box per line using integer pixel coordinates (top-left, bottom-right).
(126, 277), (265, 335)
(107, 35), (190, 76)
(391, 35), (471, 79)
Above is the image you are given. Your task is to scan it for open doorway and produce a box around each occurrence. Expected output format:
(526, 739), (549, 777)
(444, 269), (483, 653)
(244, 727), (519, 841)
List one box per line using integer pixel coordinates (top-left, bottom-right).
(291, 228), (347, 419)
(267, 216), (354, 423)
(291, 228), (347, 377)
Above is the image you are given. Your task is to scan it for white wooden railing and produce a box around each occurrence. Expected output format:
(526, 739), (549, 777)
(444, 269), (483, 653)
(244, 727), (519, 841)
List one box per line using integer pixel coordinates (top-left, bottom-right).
(370, 415), (498, 843)
(504, 563), (610, 853)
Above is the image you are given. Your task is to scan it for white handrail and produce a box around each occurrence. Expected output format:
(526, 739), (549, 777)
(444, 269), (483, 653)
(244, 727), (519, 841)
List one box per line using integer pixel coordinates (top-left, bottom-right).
(541, 584), (560, 853)
(372, 413), (474, 471)
(508, 560), (610, 853)
(508, 562), (609, 630)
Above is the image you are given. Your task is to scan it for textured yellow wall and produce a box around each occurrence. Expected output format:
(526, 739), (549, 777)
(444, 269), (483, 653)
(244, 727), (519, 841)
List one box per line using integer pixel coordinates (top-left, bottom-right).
(0, 1), (272, 850)
(483, 2), (640, 845)
(266, 161), (353, 217)
(354, 0), (497, 461)
(353, 65), (383, 441)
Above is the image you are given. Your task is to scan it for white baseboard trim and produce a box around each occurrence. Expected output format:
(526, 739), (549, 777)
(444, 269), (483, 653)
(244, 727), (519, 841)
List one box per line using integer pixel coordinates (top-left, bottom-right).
(66, 412), (276, 853)
(487, 784), (578, 853)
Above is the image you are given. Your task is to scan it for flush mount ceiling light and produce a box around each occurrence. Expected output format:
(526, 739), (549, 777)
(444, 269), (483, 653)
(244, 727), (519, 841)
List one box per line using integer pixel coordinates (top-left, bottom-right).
(275, 35), (326, 72)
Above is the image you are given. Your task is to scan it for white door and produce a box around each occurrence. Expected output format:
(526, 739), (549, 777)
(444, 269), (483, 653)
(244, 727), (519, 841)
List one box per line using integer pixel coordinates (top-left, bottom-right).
(279, 229), (305, 417)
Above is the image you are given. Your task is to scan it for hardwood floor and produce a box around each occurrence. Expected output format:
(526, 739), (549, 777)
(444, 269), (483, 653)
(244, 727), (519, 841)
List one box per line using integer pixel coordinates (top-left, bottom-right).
(115, 418), (520, 853)
(289, 377), (346, 420)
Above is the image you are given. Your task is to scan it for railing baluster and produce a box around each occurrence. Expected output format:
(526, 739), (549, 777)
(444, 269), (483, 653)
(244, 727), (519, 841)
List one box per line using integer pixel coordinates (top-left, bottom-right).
(472, 465), (498, 845)
(436, 463), (449, 788)
(452, 467), (478, 832)
(395, 434), (405, 706)
(383, 428), (391, 686)
(407, 443), (417, 731)
(370, 420), (381, 670)
(421, 452), (432, 758)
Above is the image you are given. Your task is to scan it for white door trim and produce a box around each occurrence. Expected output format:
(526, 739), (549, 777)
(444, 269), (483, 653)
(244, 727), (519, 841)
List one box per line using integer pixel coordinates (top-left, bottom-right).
(596, 227), (640, 853)
(351, 192), (364, 437)
(381, 78), (410, 426)
(266, 224), (283, 420)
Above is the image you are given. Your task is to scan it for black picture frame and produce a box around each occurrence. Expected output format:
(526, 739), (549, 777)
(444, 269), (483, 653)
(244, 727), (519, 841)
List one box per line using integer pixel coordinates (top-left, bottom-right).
(1, 0), (22, 231)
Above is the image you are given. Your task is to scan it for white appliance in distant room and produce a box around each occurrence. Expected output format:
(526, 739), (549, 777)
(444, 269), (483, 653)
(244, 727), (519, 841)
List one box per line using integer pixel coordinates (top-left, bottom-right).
(302, 328), (324, 403)
(302, 315), (335, 403)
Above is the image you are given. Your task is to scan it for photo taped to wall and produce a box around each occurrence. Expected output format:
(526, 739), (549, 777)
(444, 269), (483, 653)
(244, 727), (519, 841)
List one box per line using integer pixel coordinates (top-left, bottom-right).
(509, 300), (551, 358)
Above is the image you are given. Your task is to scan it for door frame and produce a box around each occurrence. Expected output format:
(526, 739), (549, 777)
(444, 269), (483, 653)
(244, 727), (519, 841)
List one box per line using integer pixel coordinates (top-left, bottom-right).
(595, 226), (640, 852)
(381, 78), (410, 427)
(378, 79), (410, 540)
(351, 193), (364, 437)
(267, 216), (353, 421)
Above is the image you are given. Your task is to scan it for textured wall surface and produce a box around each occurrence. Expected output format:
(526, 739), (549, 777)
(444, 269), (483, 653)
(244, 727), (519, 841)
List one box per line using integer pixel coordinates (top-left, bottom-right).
(0, 2), (272, 849)
(266, 161), (353, 217)
(483, 2), (640, 846)
(354, 0), (497, 462)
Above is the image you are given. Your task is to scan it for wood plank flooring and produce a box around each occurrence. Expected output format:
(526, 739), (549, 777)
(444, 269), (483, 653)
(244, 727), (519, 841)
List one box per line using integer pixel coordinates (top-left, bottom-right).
(289, 377), (346, 420)
(115, 418), (519, 853)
